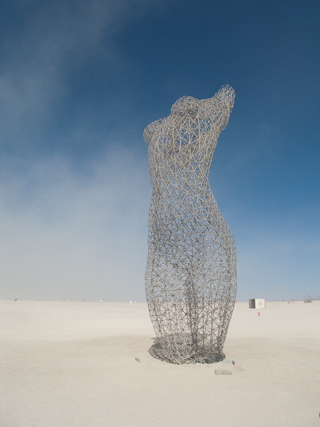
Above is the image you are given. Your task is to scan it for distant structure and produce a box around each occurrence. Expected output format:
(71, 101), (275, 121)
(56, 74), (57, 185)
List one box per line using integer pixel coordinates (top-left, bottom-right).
(144, 86), (237, 364)
(249, 298), (266, 309)
(303, 295), (313, 303)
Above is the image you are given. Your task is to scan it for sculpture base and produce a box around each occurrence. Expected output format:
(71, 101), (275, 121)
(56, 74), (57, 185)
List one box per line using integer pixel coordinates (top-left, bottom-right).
(149, 337), (225, 365)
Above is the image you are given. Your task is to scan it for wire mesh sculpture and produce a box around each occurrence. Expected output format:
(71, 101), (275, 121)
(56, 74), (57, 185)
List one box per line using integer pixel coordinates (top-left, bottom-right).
(144, 85), (237, 364)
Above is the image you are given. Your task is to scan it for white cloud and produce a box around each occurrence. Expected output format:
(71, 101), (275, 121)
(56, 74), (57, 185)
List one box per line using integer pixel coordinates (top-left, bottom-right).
(1, 146), (319, 302)
(0, 147), (151, 301)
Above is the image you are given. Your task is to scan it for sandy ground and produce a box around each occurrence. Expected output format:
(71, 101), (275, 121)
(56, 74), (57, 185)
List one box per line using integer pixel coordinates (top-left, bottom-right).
(0, 300), (319, 427)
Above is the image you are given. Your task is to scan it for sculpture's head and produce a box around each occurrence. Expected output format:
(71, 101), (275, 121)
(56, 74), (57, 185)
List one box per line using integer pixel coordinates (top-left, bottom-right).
(144, 85), (235, 146)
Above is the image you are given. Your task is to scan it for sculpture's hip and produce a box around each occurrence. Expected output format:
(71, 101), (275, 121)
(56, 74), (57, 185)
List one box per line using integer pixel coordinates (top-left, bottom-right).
(145, 193), (237, 364)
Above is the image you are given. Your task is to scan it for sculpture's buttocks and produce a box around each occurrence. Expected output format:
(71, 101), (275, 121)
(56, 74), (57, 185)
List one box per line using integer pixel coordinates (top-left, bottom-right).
(144, 85), (237, 364)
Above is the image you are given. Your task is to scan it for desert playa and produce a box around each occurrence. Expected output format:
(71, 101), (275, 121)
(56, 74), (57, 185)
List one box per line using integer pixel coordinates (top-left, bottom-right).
(0, 300), (319, 427)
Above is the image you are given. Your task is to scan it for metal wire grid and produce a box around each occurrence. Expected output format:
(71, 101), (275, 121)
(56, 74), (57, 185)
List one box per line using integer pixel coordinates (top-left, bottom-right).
(144, 85), (237, 364)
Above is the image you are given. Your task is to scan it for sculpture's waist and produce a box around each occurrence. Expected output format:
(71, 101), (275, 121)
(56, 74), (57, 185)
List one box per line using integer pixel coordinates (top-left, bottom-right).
(149, 194), (218, 211)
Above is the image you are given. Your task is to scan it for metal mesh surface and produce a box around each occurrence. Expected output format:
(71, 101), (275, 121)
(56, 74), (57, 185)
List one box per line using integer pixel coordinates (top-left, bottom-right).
(144, 85), (237, 364)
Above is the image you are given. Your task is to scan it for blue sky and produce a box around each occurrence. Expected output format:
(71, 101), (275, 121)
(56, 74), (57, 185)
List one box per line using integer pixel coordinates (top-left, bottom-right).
(1, 0), (319, 301)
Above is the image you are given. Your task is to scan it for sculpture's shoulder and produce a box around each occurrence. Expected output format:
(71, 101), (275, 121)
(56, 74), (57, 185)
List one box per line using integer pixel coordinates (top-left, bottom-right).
(144, 85), (235, 145)
(171, 86), (235, 128)
(207, 85), (235, 132)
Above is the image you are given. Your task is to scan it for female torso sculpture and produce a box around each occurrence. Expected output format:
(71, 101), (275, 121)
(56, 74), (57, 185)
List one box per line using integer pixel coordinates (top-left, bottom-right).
(144, 85), (237, 364)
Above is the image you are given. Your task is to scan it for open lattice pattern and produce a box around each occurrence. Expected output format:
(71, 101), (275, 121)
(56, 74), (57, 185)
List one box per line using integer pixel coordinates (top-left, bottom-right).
(144, 85), (237, 364)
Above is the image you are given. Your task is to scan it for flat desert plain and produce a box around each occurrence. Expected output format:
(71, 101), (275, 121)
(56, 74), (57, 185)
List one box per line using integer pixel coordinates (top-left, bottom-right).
(0, 300), (319, 427)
